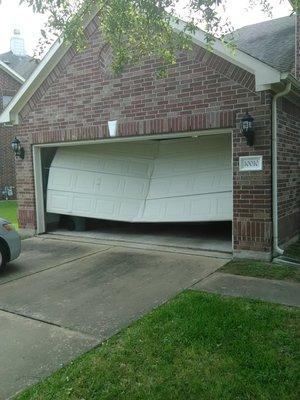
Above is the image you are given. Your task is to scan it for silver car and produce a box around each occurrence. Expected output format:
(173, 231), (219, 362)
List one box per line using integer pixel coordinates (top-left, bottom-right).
(0, 218), (21, 269)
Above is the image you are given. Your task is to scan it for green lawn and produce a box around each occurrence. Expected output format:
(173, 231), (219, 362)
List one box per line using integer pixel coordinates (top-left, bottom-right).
(220, 259), (300, 283)
(285, 239), (300, 262)
(0, 200), (18, 228)
(16, 291), (299, 400)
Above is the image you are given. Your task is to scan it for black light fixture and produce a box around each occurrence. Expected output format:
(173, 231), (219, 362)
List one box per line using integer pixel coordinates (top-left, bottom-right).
(240, 112), (255, 146)
(11, 137), (25, 159)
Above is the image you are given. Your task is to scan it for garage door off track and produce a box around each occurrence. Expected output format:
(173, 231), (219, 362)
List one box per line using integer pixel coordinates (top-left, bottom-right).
(47, 134), (232, 223)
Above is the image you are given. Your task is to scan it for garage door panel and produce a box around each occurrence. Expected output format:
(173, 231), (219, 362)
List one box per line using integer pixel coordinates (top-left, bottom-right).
(128, 161), (153, 178)
(51, 149), (76, 169)
(74, 171), (97, 193)
(47, 134), (232, 222)
(77, 173), (149, 199)
(52, 148), (152, 178)
(94, 141), (157, 158)
(76, 172), (146, 198)
(50, 170), (150, 200)
(48, 168), (74, 191)
(100, 158), (152, 178)
(122, 179), (149, 198)
(152, 153), (230, 178)
(72, 194), (95, 215)
(148, 170), (232, 199)
(95, 197), (143, 221)
(142, 191), (232, 222)
(158, 135), (230, 155)
(190, 193), (233, 219)
(47, 191), (73, 214)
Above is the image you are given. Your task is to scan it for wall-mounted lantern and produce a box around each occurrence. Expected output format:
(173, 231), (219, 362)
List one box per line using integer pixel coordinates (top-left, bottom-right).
(240, 112), (255, 146)
(11, 137), (25, 159)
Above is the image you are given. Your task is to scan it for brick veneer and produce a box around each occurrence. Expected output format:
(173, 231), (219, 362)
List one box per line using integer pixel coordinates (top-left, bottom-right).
(15, 18), (275, 256)
(0, 125), (17, 196)
(296, 13), (300, 80)
(0, 68), (20, 98)
(0, 68), (20, 199)
(277, 98), (300, 244)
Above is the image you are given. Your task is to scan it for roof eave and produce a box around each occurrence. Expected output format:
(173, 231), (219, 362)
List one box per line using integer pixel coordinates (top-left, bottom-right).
(0, 60), (25, 84)
(281, 72), (300, 89)
(0, 39), (70, 124)
(0, 4), (100, 125)
(271, 73), (300, 106)
(172, 19), (282, 91)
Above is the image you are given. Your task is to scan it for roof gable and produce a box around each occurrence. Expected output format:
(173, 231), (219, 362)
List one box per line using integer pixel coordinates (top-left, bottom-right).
(0, 13), (288, 124)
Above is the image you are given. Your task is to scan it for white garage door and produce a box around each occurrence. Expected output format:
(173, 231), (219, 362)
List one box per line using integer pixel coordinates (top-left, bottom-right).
(47, 134), (232, 222)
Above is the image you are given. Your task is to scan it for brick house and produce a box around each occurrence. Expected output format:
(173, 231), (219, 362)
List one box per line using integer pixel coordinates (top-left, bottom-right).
(0, 13), (299, 261)
(0, 30), (37, 198)
(0, 61), (22, 198)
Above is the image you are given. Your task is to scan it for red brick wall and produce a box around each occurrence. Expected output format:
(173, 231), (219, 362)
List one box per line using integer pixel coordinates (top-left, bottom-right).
(16, 20), (273, 254)
(0, 68), (20, 99)
(0, 125), (17, 197)
(277, 98), (300, 244)
(0, 68), (20, 199)
(296, 14), (300, 80)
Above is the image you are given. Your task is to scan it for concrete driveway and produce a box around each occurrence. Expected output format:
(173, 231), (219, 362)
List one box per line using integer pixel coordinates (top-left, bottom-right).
(0, 235), (229, 399)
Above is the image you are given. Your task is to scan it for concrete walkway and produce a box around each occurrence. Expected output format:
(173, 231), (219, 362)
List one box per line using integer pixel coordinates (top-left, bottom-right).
(194, 272), (300, 307)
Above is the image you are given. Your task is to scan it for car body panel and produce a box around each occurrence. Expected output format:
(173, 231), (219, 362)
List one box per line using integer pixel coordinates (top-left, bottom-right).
(0, 219), (21, 262)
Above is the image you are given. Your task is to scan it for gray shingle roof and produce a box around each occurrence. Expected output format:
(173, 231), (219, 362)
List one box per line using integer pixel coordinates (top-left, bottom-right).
(0, 51), (38, 79)
(228, 16), (295, 72)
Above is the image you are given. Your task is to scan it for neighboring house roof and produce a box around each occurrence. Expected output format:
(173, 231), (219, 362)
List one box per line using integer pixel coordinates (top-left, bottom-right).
(0, 59), (25, 84)
(229, 16), (295, 73)
(0, 51), (38, 79)
(0, 11), (298, 125)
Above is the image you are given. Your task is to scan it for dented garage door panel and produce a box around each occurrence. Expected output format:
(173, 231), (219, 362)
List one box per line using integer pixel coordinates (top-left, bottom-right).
(47, 134), (232, 222)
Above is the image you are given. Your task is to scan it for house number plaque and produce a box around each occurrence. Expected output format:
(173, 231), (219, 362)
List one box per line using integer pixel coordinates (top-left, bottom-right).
(239, 155), (263, 171)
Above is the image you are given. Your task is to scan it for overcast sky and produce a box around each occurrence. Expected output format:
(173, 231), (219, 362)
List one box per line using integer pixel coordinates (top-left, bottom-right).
(0, 0), (292, 57)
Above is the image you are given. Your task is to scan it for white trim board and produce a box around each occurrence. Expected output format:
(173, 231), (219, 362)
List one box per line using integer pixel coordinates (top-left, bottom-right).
(0, 13), (285, 125)
(33, 128), (232, 149)
(33, 146), (46, 233)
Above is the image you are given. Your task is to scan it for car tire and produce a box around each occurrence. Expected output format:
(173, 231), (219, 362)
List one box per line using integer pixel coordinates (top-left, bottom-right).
(0, 243), (8, 270)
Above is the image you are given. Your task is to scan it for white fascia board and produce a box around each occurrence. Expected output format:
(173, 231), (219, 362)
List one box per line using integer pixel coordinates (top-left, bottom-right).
(0, 60), (25, 84)
(172, 19), (282, 91)
(0, 39), (71, 124)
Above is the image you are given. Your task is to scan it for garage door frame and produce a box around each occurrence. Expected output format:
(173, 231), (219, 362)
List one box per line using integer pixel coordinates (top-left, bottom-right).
(33, 128), (233, 240)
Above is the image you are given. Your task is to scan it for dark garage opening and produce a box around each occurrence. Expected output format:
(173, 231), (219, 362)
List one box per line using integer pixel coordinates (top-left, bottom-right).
(48, 217), (232, 253)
